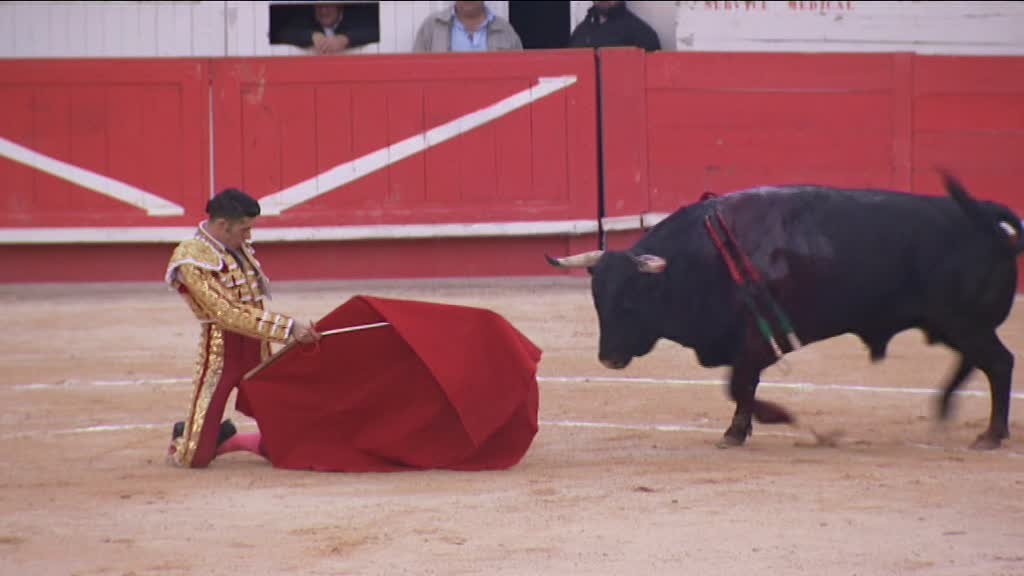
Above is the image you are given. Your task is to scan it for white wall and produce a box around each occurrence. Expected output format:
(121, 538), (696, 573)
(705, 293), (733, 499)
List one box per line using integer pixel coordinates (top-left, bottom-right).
(0, 1), (511, 59)
(676, 1), (1024, 55)
(0, 1), (229, 58)
(3, 1), (1022, 58)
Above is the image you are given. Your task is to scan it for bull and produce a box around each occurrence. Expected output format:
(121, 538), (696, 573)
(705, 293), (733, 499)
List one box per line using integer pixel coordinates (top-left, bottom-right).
(547, 173), (1022, 449)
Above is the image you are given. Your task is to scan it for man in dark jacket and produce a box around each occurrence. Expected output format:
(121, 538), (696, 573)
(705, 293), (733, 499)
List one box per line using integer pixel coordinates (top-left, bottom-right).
(277, 3), (379, 55)
(568, 1), (660, 52)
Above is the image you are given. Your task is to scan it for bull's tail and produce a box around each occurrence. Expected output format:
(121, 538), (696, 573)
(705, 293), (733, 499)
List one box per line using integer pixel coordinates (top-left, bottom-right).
(940, 170), (1024, 256)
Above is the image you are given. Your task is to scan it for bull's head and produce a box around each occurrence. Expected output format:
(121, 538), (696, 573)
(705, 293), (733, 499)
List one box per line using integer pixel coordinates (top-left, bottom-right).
(546, 250), (668, 369)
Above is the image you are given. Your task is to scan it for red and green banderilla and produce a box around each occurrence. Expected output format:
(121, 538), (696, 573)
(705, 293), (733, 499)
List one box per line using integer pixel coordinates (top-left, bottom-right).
(703, 209), (802, 359)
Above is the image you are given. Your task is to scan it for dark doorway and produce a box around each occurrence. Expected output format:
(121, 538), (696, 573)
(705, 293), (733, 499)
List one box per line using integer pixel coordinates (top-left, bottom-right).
(509, 1), (571, 50)
(269, 1), (380, 46)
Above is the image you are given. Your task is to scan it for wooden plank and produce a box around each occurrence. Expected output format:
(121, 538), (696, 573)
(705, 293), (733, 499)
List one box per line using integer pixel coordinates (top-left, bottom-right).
(155, 3), (178, 57)
(13, 4), (46, 57)
(379, 0), (402, 53)
(135, 2), (159, 57)
(106, 86), (147, 205)
(240, 84), (315, 199)
(914, 56), (1024, 94)
(49, 4), (72, 58)
(676, 1), (1024, 56)
(423, 84), (464, 206)
(647, 52), (896, 91)
(599, 49), (649, 217)
(528, 88), (568, 204)
(0, 5), (15, 57)
(212, 62), (245, 195)
(0, 87), (36, 223)
(888, 53), (913, 191)
(85, 5), (106, 57)
(383, 85), (427, 204)
(915, 95), (1024, 132)
(455, 84), (505, 203)
(313, 83), (356, 204)
(191, 1), (226, 56)
(31, 89), (74, 214)
(346, 83), (391, 210)
(64, 3), (91, 56)
(226, 0), (254, 56)
(101, 5), (124, 57)
(494, 84), (533, 202)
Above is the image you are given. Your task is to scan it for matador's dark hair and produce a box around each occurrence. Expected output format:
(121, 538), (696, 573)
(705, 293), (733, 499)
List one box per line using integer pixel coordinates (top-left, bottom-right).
(206, 188), (261, 221)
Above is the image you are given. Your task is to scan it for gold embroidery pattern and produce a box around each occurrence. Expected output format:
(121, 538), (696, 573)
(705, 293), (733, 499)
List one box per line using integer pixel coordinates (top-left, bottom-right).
(167, 229), (293, 343)
(166, 223), (294, 467)
(170, 325), (225, 467)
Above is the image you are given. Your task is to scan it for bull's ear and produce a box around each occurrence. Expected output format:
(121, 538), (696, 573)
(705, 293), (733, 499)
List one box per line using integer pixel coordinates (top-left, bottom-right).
(634, 254), (667, 274)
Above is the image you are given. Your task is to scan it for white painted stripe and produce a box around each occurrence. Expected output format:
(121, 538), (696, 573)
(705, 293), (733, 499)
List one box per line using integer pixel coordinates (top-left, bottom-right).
(640, 212), (670, 230)
(247, 220), (601, 242)
(0, 136), (185, 217)
(4, 214), (1015, 245)
(0, 219), (599, 244)
(257, 75), (579, 216)
(630, 213), (1024, 234)
(14, 378), (190, 390)
(12, 375), (1023, 400)
(6, 419), (1020, 457)
(540, 418), (801, 438)
(54, 423), (160, 434)
(538, 376), (1024, 400)
(600, 215), (643, 233)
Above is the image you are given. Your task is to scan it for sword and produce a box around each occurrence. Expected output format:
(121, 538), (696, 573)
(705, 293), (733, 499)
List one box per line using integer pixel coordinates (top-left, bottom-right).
(242, 321), (391, 381)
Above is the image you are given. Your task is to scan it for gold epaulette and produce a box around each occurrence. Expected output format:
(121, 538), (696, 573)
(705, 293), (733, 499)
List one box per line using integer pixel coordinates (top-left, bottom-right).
(165, 237), (224, 286)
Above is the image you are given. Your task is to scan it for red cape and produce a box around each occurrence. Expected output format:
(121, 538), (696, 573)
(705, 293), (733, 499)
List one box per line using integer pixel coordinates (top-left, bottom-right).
(239, 296), (541, 472)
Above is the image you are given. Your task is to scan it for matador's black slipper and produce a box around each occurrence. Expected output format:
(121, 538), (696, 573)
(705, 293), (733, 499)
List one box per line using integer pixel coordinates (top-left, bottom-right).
(172, 419), (237, 446)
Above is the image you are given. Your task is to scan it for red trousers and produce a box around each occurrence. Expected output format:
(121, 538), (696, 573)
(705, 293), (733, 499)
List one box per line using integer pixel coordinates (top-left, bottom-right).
(173, 326), (265, 468)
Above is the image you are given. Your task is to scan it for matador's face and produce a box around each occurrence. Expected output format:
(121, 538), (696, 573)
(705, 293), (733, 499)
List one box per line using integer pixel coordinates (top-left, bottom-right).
(211, 217), (254, 251)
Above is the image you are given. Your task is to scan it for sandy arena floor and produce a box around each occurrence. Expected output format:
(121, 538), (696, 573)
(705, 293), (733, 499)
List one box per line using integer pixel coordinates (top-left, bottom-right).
(1, 277), (1023, 576)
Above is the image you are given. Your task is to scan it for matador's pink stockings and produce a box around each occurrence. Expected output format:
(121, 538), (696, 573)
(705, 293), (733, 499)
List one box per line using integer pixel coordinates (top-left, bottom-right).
(216, 433), (263, 457)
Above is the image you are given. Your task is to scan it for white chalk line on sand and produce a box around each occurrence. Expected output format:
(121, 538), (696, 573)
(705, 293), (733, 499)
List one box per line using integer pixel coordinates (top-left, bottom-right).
(5, 419), (1021, 458)
(11, 375), (1024, 401)
(5, 375), (1021, 455)
(12, 377), (191, 390)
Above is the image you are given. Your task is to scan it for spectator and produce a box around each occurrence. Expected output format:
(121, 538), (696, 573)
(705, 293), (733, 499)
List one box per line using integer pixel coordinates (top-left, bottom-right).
(413, 1), (523, 53)
(277, 3), (379, 55)
(568, 1), (660, 52)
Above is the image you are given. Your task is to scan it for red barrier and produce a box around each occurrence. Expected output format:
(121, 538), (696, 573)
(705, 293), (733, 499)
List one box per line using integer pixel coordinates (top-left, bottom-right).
(635, 52), (913, 213)
(0, 60), (209, 229)
(910, 55), (1024, 209)
(1, 52), (1021, 285)
(212, 52), (598, 228)
(600, 51), (1024, 290)
(0, 53), (600, 282)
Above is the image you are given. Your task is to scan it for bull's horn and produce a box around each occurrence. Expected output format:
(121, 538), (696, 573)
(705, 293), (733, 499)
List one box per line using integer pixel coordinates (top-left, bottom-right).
(545, 250), (604, 268)
(999, 220), (1018, 239)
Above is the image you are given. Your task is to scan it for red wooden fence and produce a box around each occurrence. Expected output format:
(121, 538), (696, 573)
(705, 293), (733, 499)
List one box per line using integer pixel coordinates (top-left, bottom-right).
(0, 50), (1021, 284)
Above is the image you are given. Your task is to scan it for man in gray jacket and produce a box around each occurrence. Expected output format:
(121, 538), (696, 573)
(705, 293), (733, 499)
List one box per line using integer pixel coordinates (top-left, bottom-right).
(413, 1), (523, 52)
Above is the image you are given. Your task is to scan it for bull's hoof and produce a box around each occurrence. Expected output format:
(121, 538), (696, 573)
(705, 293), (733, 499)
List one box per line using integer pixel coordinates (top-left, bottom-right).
(969, 433), (1004, 451)
(715, 434), (746, 449)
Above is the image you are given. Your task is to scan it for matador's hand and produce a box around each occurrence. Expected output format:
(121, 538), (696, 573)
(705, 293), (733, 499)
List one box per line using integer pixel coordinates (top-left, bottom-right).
(292, 320), (322, 344)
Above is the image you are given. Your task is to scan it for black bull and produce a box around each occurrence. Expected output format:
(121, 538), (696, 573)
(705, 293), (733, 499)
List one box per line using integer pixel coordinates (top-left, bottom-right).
(547, 174), (1024, 450)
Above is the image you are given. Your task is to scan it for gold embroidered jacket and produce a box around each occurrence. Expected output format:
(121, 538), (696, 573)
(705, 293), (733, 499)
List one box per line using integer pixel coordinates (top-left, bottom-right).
(165, 223), (294, 345)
